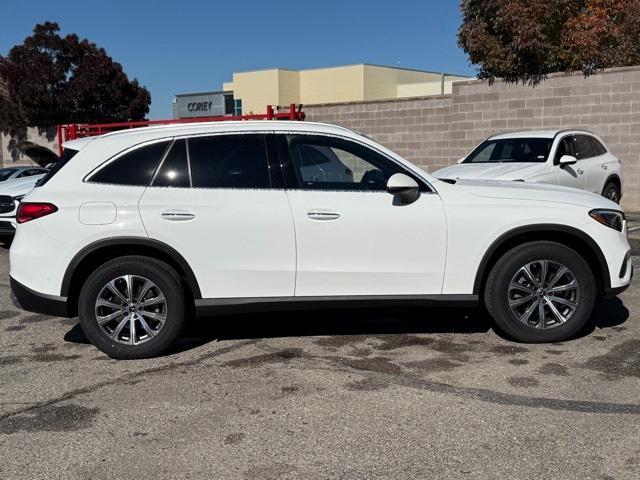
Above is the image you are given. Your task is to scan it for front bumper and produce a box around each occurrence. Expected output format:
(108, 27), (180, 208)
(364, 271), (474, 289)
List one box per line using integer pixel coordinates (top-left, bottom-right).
(10, 276), (71, 317)
(604, 252), (633, 298)
(0, 219), (16, 236)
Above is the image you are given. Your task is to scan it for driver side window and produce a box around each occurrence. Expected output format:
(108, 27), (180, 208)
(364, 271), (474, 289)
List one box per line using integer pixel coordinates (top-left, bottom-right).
(287, 135), (406, 191)
(556, 136), (575, 163)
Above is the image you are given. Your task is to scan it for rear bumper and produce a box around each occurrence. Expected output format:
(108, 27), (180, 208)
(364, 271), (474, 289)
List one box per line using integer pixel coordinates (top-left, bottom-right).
(10, 276), (71, 318)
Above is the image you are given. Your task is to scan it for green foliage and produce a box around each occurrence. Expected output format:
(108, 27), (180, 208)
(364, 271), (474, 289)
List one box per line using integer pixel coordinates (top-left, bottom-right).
(459, 0), (640, 83)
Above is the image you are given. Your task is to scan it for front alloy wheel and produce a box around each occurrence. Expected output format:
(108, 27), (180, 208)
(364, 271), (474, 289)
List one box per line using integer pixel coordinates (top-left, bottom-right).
(485, 241), (595, 343)
(508, 260), (579, 330)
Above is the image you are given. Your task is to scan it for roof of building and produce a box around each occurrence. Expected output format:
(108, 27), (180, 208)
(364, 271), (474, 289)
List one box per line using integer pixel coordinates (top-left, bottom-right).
(230, 63), (472, 78)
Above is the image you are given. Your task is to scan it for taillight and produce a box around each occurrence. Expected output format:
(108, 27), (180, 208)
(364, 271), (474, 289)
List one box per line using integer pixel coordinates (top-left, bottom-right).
(16, 202), (58, 224)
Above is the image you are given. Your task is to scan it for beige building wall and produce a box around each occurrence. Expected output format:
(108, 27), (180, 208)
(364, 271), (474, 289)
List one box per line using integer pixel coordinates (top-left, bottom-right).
(223, 64), (472, 113)
(224, 69), (281, 114)
(299, 65), (366, 104)
(277, 69), (301, 107)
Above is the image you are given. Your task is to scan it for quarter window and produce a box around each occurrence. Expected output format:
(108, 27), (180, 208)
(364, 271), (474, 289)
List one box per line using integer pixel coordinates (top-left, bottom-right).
(152, 139), (190, 188)
(188, 134), (270, 189)
(573, 135), (596, 160)
(90, 141), (170, 186)
(287, 135), (407, 191)
(589, 137), (607, 156)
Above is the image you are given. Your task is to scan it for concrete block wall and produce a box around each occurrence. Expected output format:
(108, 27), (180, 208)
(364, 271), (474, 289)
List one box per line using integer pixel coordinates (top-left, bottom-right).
(305, 66), (640, 211)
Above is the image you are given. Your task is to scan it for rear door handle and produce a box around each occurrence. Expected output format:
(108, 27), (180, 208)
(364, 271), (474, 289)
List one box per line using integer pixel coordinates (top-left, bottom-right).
(601, 164), (608, 170)
(307, 211), (341, 221)
(161, 209), (195, 221)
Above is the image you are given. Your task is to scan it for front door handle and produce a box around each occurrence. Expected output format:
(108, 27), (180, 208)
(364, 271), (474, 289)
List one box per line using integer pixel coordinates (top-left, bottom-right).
(577, 168), (584, 175)
(307, 211), (341, 221)
(161, 209), (195, 221)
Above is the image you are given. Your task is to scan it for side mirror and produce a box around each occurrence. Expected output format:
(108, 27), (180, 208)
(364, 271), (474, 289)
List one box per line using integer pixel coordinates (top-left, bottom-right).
(387, 173), (420, 204)
(559, 155), (577, 167)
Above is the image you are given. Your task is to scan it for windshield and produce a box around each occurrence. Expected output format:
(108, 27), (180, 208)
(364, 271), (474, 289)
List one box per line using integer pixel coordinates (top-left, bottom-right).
(463, 138), (553, 164)
(0, 168), (17, 181)
(36, 148), (78, 187)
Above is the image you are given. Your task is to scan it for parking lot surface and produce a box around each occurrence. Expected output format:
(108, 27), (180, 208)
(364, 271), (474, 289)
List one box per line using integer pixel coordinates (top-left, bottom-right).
(0, 247), (639, 479)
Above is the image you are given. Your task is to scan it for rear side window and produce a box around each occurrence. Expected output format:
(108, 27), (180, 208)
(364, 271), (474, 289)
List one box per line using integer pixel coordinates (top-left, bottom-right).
(90, 141), (170, 186)
(152, 139), (190, 188)
(573, 135), (596, 160)
(589, 137), (607, 156)
(188, 134), (270, 189)
(38, 148), (78, 186)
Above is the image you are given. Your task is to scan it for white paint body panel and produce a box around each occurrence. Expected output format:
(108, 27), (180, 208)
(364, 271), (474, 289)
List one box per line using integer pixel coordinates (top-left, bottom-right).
(138, 186), (296, 298)
(286, 190), (446, 296)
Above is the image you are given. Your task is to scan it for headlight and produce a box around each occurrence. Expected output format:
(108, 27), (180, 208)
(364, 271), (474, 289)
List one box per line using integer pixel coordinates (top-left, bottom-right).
(589, 209), (625, 232)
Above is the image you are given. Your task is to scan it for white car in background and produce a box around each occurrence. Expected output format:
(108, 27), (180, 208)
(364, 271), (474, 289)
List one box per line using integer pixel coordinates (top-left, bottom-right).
(0, 174), (46, 238)
(0, 166), (48, 182)
(0, 142), (64, 238)
(433, 130), (623, 203)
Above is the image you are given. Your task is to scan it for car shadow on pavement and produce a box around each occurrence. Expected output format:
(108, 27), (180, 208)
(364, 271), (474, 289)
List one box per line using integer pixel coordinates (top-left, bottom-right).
(62, 297), (629, 356)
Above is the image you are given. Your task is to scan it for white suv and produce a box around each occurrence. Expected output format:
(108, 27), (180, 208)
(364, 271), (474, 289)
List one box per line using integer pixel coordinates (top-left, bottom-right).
(9, 122), (632, 358)
(433, 130), (623, 202)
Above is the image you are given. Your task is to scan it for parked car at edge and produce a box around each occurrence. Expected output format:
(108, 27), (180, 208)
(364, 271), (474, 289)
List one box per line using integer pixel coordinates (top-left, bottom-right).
(0, 166), (47, 182)
(0, 174), (46, 238)
(433, 130), (623, 203)
(9, 121), (632, 359)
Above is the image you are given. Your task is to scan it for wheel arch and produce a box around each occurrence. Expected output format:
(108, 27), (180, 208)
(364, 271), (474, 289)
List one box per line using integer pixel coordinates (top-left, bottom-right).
(473, 224), (610, 298)
(602, 174), (622, 198)
(62, 237), (201, 316)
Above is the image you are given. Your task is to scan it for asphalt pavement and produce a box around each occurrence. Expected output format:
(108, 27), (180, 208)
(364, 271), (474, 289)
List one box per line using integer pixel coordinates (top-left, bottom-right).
(0, 247), (639, 479)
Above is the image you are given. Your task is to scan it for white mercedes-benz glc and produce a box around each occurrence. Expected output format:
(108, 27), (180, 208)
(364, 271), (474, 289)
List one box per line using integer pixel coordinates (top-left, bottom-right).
(9, 121), (632, 358)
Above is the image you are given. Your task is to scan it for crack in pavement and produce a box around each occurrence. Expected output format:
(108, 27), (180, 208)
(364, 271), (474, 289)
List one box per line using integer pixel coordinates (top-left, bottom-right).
(0, 339), (258, 421)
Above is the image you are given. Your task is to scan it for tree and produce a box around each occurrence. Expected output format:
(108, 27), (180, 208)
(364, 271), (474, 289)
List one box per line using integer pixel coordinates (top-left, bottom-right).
(458, 0), (640, 84)
(0, 22), (151, 132)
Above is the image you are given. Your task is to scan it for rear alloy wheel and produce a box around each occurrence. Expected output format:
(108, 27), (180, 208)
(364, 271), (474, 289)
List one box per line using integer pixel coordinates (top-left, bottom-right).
(79, 256), (186, 359)
(602, 181), (620, 203)
(94, 275), (168, 346)
(485, 241), (596, 342)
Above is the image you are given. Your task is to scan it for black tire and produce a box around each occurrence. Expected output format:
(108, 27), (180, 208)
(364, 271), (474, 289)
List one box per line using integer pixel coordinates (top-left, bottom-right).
(78, 256), (186, 359)
(602, 181), (621, 203)
(484, 241), (596, 343)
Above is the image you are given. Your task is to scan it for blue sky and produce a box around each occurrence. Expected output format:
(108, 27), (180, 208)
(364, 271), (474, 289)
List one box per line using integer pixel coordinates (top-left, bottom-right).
(1, 0), (474, 119)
